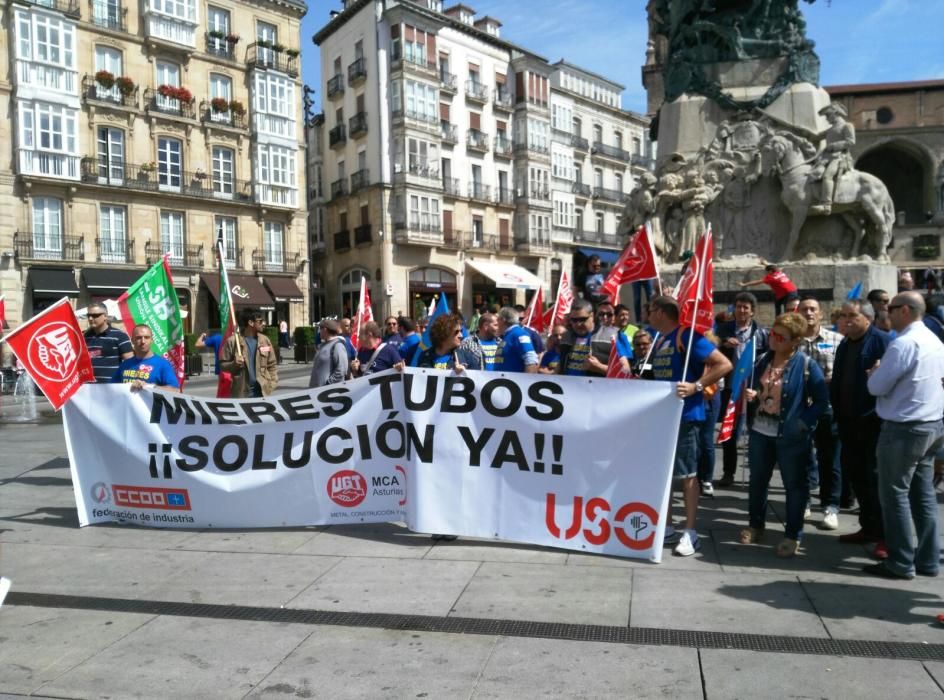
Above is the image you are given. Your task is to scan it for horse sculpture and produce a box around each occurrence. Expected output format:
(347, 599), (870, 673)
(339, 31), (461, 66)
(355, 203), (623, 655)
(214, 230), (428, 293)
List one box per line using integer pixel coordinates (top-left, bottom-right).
(757, 132), (895, 261)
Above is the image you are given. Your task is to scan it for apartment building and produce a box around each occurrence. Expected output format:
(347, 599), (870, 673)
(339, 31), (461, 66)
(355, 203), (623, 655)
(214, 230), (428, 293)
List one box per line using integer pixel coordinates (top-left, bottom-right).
(0, 0), (309, 335)
(313, 0), (650, 318)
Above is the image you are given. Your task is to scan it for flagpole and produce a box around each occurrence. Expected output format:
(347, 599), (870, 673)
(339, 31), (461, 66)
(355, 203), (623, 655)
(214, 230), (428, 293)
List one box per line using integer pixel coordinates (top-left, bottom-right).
(549, 274), (562, 327)
(681, 223), (711, 382)
(217, 232), (242, 361)
(645, 219), (662, 295)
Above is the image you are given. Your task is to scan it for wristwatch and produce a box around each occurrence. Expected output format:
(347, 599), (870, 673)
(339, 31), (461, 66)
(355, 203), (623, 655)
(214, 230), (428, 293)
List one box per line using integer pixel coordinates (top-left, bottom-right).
(694, 381), (704, 393)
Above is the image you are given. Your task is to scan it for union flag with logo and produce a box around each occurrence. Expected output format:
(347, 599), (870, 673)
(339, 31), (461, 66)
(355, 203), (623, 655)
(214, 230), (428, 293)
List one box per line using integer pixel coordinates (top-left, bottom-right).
(3, 297), (94, 410)
(601, 224), (659, 304)
(675, 227), (714, 335)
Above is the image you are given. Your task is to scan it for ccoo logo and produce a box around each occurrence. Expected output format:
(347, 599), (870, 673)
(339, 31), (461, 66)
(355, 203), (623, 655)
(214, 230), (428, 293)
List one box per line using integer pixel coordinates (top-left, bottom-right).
(327, 469), (367, 507)
(90, 482), (111, 504)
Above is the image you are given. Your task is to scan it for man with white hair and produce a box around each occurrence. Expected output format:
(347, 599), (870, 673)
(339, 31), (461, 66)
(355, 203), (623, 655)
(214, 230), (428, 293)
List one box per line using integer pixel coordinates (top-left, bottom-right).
(494, 307), (538, 373)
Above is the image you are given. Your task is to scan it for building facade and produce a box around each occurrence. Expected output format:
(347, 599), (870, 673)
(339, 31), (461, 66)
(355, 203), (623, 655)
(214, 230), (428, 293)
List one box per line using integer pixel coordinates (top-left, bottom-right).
(312, 0), (651, 320)
(0, 0), (309, 336)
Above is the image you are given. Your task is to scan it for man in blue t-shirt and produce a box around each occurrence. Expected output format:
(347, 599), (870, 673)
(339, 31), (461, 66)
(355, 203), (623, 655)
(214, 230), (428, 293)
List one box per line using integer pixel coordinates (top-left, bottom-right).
(397, 316), (421, 364)
(558, 300), (608, 376)
(494, 307), (538, 373)
(196, 330), (223, 375)
(350, 321), (404, 377)
(648, 295), (731, 557)
(111, 324), (180, 391)
(459, 312), (499, 370)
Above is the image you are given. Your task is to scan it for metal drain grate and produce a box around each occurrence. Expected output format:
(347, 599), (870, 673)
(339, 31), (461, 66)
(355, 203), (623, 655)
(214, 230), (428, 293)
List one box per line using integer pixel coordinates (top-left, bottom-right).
(8, 591), (944, 662)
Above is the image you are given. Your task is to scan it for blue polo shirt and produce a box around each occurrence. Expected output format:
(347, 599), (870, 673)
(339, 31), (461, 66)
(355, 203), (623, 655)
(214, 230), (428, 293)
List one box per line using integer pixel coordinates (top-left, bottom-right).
(495, 325), (537, 372)
(111, 355), (179, 388)
(650, 327), (715, 422)
(399, 333), (421, 364)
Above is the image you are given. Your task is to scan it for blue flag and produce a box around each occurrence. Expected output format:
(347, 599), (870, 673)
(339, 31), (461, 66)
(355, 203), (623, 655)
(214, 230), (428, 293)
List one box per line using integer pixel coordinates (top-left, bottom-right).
(729, 337), (756, 404)
(846, 281), (863, 300)
(411, 294), (452, 366)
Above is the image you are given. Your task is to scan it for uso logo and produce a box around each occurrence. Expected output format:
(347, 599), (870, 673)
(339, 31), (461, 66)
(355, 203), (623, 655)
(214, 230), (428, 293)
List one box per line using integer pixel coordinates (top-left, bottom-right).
(327, 470), (367, 507)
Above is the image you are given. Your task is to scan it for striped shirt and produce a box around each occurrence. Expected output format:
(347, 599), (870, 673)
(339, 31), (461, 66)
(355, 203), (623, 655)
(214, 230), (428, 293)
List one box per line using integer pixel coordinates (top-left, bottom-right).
(84, 326), (132, 382)
(798, 326), (843, 382)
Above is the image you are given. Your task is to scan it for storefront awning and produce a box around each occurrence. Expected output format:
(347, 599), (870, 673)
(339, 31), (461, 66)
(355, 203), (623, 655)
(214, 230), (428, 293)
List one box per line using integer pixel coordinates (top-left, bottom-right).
(201, 273), (275, 311)
(465, 261), (543, 290)
(82, 267), (146, 293)
(576, 247), (620, 265)
(29, 267), (79, 297)
(263, 276), (305, 302)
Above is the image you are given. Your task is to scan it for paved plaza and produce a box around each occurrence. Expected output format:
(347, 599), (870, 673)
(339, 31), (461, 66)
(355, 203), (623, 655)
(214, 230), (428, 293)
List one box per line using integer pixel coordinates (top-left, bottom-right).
(0, 365), (942, 698)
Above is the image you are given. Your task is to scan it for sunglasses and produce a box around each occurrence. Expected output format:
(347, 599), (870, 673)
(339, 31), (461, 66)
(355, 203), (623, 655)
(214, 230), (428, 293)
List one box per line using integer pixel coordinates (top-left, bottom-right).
(88, 313), (105, 318)
(770, 330), (791, 343)
(570, 316), (590, 322)
(597, 311), (614, 317)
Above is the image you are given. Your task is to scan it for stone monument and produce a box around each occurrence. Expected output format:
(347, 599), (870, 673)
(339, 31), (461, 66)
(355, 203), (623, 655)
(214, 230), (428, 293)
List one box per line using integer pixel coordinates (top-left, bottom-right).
(628, 0), (898, 299)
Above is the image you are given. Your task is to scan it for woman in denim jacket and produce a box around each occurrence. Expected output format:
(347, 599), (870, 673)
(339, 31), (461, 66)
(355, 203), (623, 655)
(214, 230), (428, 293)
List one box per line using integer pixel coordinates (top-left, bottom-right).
(739, 312), (830, 557)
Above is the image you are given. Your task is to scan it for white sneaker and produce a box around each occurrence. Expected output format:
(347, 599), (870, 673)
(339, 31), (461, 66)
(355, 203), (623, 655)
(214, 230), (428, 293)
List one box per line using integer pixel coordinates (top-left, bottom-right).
(803, 506), (813, 520)
(701, 481), (715, 497)
(673, 530), (701, 557)
(821, 507), (839, 530)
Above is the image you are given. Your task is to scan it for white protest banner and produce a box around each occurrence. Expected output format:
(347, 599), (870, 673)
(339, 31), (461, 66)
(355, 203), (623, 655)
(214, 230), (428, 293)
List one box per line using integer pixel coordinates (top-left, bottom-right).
(63, 369), (681, 561)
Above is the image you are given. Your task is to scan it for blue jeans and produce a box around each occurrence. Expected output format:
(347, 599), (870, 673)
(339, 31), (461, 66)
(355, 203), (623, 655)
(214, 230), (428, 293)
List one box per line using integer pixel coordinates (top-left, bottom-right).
(748, 429), (811, 540)
(808, 414), (841, 508)
(697, 391), (722, 483)
(633, 279), (654, 323)
(674, 421), (701, 480)
(876, 420), (943, 576)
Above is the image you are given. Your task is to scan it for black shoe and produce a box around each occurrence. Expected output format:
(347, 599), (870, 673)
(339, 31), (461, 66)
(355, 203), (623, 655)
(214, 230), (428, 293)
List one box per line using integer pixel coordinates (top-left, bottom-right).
(862, 563), (914, 580)
(717, 475), (735, 487)
(916, 569), (939, 577)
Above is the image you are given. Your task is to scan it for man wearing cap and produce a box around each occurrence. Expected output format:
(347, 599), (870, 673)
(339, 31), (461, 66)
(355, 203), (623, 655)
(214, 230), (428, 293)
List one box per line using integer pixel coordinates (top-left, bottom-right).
(310, 318), (350, 387)
(810, 102), (855, 215)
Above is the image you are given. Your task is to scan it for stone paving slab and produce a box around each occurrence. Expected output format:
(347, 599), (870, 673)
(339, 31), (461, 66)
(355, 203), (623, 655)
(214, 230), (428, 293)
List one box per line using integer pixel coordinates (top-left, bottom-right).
(291, 523), (434, 559)
(699, 649), (944, 699)
(925, 661), (944, 692)
(450, 561), (633, 626)
(424, 537), (570, 565)
(172, 528), (323, 555)
(630, 569), (829, 638)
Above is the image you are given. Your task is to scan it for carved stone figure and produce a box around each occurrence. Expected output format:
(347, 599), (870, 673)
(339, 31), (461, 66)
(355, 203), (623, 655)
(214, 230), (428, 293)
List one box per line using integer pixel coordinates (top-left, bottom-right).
(808, 102), (856, 215)
(678, 169), (712, 255)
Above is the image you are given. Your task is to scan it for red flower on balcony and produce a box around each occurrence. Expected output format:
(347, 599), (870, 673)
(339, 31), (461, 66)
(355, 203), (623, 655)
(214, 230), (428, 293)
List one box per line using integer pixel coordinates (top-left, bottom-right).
(225, 33), (240, 44)
(116, 76), (135, 96)
(175, 87), (193, 103)
(229, 100), (246, 116)
(210, 97), (230, 113)
(157, 84), (193, 102)
(95, 70), (116, 88)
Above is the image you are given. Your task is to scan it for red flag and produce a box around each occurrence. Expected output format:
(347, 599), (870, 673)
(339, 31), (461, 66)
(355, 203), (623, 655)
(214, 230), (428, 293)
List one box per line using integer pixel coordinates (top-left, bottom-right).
(3, 298), (94, 410)
(544, 270), (574, 329)
(716, 396), (741, 443)
(0, 295), (6, 331)
(677, 229), (714, 334)
(602, 225), (659, 303)
(524, 286), (545, 334)
(351, 277), (373, 352)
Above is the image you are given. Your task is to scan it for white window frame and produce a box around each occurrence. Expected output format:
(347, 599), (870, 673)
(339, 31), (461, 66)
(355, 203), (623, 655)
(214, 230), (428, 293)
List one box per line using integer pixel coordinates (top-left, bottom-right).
(263, 221), (284, 268)
(215, 215), (237, 267)
(99, 205), (127, 262)
(212, 145), (234, 196)
(97, 126), (124, 183)
(158, 136), (182, 190)
(32, 197), (63, 259)
(159, 210), (185, 263)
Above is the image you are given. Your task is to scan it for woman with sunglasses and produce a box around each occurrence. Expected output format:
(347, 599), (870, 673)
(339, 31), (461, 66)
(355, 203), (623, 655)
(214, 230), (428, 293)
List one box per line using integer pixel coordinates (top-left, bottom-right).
(415, 313), (480, 371)
(740, 312), (829, 557)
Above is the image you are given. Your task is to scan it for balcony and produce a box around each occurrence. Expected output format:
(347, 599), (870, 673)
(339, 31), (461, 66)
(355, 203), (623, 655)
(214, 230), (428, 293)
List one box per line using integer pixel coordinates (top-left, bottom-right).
(90, 1), (128, 32)
(334, 230), (351, 251)
(146, 241), (203, 268)
(391, 107), (439, 132)
(14, 232), (84, 262)
(518, 183), (550, 202)
(144, 87), (196, 120)
(441, 229), (464, 249)
(467, 232), (514, 253)
(83, 74), (138, 109)
(144, 4), (197, 49)
(354, 224), (372, 246)
(326, 74), (344, 99)
(393, 219), (443, 246)
(18, 149), (80, 179)
(465, 80), (489, 104)
(593, 186), (628, 204)
(16, 0), (80, 17)
(552, 227), (574, 245)
(96, 237), (134, 264)
(440, 122), (457, 145)
(468, 183), (491, 202)
(516, 236), (553, 255)
(329, 124), (347, 149)
(394, 160), (440, 186)
(246, 43), (299, 77)
(591, 141), (632, 163)
(348, 111), (368, 138)
(466, 129), (489, 153)
(347, 57), (367, 86)
(575, 229), (622, 248)
(200, 100), (248, 130)
(253, 184), (297, 208)
(221, 247), (243, 270)
(350, 168), (369, 193)
(390, 50), (437, 78)
(571, 135), (590, 152)
(439, 70), (457, 94)
(572, 182), (592, 198)
(442, 177), (461, 197)
(494, 187), (515, 206)
(80, 158), (253, 202)
(493, 135), (513, 158)
(205, 33), (238, 60)
(330, 178), (348, 199)
(632, 153), (655, 170)
(252, 250), (302, 274)
(493, 88), (513, 111)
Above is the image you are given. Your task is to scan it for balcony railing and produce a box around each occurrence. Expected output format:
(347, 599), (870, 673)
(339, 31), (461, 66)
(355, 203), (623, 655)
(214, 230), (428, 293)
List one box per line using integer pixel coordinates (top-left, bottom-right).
(632, 153), (655, 169)
(494, 187), (514, 206)
(493, 88), (513, 110)
(574, 230), (622, 248)
(253, 183), (298, 208)
(14, 232), (84, 261)
(466, 129), (489, 152)
(439, 70), (457, 93)
(393, 219), (443, 245)
(349, 111), (368, 138)
(246, 43), (299, 77)
(572, 182), (591, 197)
(17, 0), (79, 17)
(493, 136), (513, 157)
(144, 88), (196, 119)
(200, 100), (247, 129)
(220, 247), (243, 270)
(442, 177), (461, 197)
(520, 184), (550, 201)
(79, 157), (253, 202)
(466, 232), (514, 253)
(591, 142), (632, 162)
(90, 1), (128, 31)
(571, 135), (590, 151)
(82, 74), (138, 109)
(252, 250), (301, 274)
(354, 224), (372, 245)
(146, 241), (203, 268)
(516, 236), (553, 255)
(350, 168), (369, 193)
(469, 183), (491, 201)
(96, 236), (134, 264)
(593, 186), (628, 203)
(391, 107), (439, 127)
(205, 33), (237, 59)
(395, 160), (440, 182)
(390, 50), (436, 77)
(333, 230), (351, 251)
(326, 74), (344, 99)
(465, 80), (489, 103)
(330, 178), (348, 199)
(329, 124), (347, 148)
(347, 57), (367, 86)
(440, 122), (457, 145)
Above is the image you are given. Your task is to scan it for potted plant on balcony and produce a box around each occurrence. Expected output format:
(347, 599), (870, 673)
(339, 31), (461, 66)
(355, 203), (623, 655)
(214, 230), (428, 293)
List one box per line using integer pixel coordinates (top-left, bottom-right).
(94, 70), (116, 89)
(272, 43), (286, 53)
(225, 33), (240, 44)
(116, 76), (135, 96)
(157, 83), (175, 98)
(229, 100), (246, 116)
(210, 97), (230, 113)
(255, 39), (271, 49)
(193, 169), (208, 180)
(175, 86), (193, 103)
(285, 48), (300, 58)
(139, 161), (156, 175)
(208, 29), (225, 39)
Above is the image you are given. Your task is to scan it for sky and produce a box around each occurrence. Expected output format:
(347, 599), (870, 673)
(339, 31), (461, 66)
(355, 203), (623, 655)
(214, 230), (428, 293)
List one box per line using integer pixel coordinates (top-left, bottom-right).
(300, 0), (944, 114)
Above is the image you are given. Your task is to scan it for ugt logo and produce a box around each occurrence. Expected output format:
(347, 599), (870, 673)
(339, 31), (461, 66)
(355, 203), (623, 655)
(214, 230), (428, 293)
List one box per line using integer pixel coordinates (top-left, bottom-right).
(545, 494), (659, 550)
(327, 469), (367, 507)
